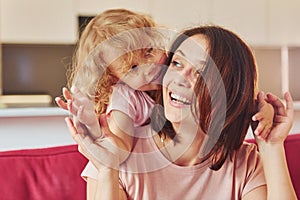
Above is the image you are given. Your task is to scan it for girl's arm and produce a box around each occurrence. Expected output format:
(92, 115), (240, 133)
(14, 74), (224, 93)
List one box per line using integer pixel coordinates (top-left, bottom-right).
(65, 115), (127, 200)
(69, 86), (134, 163)
(56, 86), (134, 160)
(256, 92), (297, 200)
(108, 110), (134, 163)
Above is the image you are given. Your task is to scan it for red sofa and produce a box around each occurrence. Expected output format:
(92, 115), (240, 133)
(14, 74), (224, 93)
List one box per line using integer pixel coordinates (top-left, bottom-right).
(0, 134), (299, 200)
(0, 145), (88, 200)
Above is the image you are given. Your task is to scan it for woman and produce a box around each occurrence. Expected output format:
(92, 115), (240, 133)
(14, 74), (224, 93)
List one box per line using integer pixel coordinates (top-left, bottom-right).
(65, 26), (297, 199)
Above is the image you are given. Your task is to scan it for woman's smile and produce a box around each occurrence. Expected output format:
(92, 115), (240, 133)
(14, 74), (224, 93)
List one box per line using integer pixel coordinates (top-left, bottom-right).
(169, 91), (191, 106)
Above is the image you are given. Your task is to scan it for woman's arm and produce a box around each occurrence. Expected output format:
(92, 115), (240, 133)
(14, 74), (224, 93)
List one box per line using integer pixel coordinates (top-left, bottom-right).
(87, 170), (127, 200)
(65, 115), (127, 200)
(256, 92), (297, 200)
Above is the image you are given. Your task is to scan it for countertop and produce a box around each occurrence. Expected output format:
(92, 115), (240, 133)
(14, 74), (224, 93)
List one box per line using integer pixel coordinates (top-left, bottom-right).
(0, 107), (69, 118)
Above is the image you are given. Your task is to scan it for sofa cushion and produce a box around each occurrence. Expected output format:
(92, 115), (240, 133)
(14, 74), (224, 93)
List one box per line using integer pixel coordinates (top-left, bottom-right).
(0, 144), (88, 200)
(246, 133), (300, 199)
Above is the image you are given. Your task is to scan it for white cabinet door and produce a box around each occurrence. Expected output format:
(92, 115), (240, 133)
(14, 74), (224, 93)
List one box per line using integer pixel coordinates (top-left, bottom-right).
(150, 0), (211, 31)
(150, 0), (267, 45)
(209, 0), (268, 45)
(0, 0), (77, 43)
(267, 0), (300, 45)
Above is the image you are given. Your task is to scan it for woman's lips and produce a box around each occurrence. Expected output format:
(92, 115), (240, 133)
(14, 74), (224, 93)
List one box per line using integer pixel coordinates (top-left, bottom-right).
(169, 92), (191, 107)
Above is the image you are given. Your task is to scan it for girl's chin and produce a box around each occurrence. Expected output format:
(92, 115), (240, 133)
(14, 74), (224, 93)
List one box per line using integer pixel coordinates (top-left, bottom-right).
(139, 84), (161, 91)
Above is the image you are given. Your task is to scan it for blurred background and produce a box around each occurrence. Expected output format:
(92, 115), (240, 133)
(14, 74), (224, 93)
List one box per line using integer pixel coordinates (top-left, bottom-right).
(0, 0), (299, 150)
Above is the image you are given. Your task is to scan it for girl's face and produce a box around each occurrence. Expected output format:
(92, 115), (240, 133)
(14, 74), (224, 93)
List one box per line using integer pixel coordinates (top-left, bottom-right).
(163, 34), (208, 126)
(110, 48), (166, 91)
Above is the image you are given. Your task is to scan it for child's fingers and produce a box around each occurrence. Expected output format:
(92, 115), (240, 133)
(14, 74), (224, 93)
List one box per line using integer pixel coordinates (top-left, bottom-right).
(55, 97), (68, 110)
(258, 127), (271, 141)
(254, 122), (266, 136)
(252, 112), (263, 122)
(67, 100), (75, 114)
(70, 86), (95, 110)
(71, 86), (86, 101)
(62, 87), (73, 101)
(257, 91), (265, 103)
(253, 117), (272, 135)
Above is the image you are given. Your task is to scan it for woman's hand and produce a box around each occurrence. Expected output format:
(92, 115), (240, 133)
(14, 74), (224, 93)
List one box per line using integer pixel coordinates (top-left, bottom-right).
(256, 92), (297, 200)
(65, 114), (120, 171)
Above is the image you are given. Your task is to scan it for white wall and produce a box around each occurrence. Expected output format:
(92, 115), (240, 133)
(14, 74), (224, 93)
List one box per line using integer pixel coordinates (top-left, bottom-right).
(0, 108), (300, 151)
(1, 0), (300, 45)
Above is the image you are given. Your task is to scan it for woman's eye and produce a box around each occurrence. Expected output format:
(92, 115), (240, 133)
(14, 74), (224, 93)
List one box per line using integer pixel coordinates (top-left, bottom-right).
(171, 60), (182, 68)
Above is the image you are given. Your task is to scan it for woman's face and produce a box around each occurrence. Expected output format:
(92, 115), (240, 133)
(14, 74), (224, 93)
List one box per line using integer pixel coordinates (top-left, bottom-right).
(162, 34), (208, 126)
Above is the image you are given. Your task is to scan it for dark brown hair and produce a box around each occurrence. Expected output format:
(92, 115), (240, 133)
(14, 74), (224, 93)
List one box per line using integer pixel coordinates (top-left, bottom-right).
(152, 26), (257, 170)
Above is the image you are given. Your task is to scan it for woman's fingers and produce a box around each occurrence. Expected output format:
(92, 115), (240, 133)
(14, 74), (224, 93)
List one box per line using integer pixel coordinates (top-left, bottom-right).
(65, 116), (119, 169)
(284, 92), (294, 119)
(266, 93), (286, 116)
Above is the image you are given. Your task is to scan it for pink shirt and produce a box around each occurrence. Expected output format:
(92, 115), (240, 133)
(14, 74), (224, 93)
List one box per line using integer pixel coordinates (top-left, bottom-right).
(106, 84), (155, 127)
(82, 125), (266, 200)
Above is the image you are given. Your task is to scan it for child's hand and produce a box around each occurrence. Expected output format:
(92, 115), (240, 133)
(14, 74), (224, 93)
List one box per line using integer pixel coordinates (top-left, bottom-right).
(252, 91), (274, 140)
(55, 87), (73, 110)
(69, 86), (97, 125)
(68, 86), (102, 139)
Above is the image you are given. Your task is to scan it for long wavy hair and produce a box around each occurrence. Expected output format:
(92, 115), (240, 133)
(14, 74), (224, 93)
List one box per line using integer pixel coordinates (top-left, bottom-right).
(68, 9), (163, 115)
(152, 26), (258, 170)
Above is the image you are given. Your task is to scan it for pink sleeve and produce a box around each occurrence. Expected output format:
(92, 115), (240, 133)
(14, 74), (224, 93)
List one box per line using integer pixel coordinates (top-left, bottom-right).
(106, 84), (154, 127)
(81, 161), (98, 181)
(81, 161), (127, 193)
(241, 143), (266, 197)
(106, 84), (137, 122)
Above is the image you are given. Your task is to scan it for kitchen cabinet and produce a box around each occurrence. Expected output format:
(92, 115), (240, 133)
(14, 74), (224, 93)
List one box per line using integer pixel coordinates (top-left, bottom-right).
(0, 0), (77, 44)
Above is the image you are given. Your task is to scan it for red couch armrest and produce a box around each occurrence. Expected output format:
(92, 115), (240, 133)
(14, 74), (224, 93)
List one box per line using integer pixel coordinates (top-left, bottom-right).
(246, 134), (300, 199)
(0, 145), (88, 200)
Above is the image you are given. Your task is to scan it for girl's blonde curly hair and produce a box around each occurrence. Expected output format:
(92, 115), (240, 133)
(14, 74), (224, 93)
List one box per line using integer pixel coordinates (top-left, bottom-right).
(68, 9), (164, 116)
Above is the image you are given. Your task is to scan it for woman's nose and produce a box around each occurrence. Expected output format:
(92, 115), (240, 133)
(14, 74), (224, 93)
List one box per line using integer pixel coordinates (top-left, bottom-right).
(174, 66), (195, 87)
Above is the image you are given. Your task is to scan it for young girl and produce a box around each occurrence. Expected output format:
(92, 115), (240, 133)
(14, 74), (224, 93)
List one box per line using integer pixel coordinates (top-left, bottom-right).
(56, 8), (168, 164)
(56, 9), (274, 166)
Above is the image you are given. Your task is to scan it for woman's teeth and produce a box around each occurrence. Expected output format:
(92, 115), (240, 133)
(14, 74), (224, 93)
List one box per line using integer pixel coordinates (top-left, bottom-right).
(170, 92), (191, 105)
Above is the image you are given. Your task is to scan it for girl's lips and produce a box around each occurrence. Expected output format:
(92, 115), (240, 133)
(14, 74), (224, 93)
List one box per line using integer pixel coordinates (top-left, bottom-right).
(150, 66), (164, 84)
(151, 70), (161, 82)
